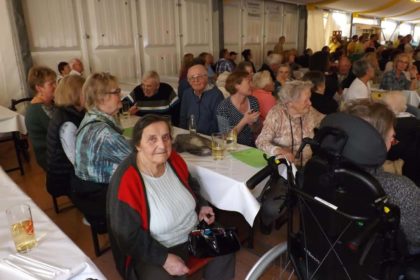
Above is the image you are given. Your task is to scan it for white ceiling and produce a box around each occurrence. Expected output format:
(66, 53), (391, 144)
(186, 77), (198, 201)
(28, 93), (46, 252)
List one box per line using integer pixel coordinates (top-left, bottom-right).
(277, 0), (420, 24)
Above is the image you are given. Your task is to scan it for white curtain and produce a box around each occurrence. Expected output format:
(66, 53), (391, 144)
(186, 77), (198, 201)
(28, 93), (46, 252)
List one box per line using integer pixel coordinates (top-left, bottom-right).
(306, 9), (325, 52)
(324, 12), (342, 47)
(0, 0), (25, 107)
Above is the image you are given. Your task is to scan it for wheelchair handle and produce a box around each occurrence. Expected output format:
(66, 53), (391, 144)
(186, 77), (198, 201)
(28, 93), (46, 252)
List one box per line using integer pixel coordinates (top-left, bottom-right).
(246, 156), (288, 190)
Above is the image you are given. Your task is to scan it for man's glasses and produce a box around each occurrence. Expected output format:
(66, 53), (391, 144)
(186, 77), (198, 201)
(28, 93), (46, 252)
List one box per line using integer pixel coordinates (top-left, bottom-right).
(188, 74), (207, 82)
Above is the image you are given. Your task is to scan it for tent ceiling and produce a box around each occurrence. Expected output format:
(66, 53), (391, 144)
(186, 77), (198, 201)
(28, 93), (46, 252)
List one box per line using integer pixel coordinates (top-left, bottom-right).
(278, 0), (420, 24)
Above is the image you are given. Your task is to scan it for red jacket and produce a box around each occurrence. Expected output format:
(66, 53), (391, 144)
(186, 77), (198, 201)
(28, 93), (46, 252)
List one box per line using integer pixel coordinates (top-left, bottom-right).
(107, 151), (206, 279)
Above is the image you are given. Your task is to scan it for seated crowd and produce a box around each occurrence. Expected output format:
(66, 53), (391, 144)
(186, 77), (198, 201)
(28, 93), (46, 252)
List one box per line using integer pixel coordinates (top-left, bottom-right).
(23, 33), (420, 279)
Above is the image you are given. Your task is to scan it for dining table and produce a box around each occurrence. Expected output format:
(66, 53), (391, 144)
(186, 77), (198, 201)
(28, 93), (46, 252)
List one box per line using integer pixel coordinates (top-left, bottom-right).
(0, 105), (27, 135)
(0, 167), (106, 280)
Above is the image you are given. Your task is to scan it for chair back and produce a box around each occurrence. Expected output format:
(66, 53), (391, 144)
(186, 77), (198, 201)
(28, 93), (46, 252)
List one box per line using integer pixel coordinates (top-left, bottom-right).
(11, 97), (33, 115)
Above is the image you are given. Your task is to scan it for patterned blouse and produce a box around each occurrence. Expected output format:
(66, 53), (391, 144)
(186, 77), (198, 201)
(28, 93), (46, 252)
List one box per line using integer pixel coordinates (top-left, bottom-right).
(74, 109), (131, 184)
(255, 104), (324, 166)
(216, 96), (260, 147)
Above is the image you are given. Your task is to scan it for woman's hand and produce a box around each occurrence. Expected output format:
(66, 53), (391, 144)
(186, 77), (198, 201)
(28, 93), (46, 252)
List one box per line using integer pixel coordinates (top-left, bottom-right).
(242, 111), (260, 125)
(274, 147), (295, 162)
(198, 206), (215, 225)
(409, 65), (418, 79)
(163, 253), (189, 276)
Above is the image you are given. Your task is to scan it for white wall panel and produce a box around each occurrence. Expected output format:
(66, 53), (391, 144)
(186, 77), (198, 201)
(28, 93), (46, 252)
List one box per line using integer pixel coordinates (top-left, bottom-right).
(180, 0), (213, 56)
(22, 0), (82, 73)
(0, 0), (25, 106)
(23, 0), (79, 49)
(138, 0), (178, 76)
(223, 0), (241, 58)
(84, 0), (136, 81)
(282, 4), (299, 50)
(264, 1), (283, 54)
(242, 0), (263, 68)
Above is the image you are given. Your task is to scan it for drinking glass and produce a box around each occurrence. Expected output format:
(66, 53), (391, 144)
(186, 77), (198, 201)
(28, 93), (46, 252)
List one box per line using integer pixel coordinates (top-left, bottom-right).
(121, 102), (130, 119)
(226, 128), (237, 151)
(189, 115), (197, 134)
(6, 204), (37, 253)
(211, 132), (226, 160)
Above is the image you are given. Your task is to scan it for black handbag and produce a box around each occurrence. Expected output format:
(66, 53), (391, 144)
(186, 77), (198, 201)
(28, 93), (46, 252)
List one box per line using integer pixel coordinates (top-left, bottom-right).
(188, 220), (241, 258)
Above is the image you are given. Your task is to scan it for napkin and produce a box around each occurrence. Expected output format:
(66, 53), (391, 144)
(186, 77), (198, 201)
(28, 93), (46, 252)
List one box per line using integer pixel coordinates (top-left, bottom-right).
(2, 254), (86, 280)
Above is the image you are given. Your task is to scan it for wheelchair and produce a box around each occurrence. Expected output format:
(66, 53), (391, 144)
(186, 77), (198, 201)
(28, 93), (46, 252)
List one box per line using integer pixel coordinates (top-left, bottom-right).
(246, 112), (420, 280)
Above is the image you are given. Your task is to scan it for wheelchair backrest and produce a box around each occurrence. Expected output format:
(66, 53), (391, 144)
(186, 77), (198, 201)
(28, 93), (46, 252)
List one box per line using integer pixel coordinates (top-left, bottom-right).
(289, 113), (398, 280)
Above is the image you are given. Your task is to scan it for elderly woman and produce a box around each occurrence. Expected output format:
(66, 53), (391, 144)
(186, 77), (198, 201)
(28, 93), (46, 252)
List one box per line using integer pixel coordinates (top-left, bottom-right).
(382, 91), (420, 187)
(252, 70), (276, 121)
(216, 71), (261, 146)
(107, 115), (235, 280)
(380, 53), (418, 90)
(46, 75), (85, 199)
(72, 72), (131, 228)
(302, 71), (338, 115)
(343, 59), (374, 101)
(341, 100), (420, 255)
(256, 80), (324, 166)
(25, 66), (57, 171)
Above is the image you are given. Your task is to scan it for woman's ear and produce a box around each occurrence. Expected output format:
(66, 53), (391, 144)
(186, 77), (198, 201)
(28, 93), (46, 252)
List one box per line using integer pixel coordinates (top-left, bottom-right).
(135, 145), (141, 153)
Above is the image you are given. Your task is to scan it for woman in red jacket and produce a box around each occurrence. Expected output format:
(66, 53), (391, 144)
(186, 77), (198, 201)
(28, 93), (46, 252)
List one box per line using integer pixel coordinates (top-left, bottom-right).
(107, 115), (235, 280)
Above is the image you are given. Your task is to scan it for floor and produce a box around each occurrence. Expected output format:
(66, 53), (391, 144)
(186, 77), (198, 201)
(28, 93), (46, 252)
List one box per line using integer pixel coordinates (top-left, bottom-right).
(0, 140), (288, 279)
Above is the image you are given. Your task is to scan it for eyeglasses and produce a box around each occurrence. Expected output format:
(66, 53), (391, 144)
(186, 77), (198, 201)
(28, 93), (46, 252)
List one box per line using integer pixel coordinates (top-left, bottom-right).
(398, 60), (409, 64)
(188, 74), (207, 82)
(107, 88), (121, 95)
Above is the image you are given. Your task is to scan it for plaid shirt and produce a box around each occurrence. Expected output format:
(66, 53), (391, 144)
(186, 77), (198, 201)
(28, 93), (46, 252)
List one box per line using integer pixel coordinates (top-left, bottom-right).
(380, 69), (410, 90)
(215, 58), (234, 74)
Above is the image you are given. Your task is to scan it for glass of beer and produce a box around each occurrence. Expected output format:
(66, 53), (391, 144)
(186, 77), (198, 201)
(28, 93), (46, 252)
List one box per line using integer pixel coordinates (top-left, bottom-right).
(6, 204), (37, 253)
(226, 128), (237, 152)
(211, 132), (226, 160)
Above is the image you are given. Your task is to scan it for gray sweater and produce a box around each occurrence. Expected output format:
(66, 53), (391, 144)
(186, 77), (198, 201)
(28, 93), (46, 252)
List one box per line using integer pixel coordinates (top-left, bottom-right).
(370, 168), (420, 254)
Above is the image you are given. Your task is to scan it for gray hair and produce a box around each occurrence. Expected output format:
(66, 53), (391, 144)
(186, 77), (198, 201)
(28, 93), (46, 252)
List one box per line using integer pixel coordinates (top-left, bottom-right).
(381, 91), (407, 114)
(142, 70), (160, 84)
(352, 59), (371, 78)
(266, 53), (283, 66)
(278, 80), (312, 104)
(253, 71), (273, 89)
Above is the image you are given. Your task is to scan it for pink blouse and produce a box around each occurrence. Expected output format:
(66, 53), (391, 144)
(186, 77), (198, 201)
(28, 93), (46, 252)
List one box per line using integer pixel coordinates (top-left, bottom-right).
(255, 104), (324, 166)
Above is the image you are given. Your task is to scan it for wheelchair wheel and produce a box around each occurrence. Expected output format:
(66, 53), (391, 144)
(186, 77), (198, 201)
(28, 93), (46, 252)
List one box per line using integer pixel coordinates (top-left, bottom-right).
(245, 242), (297, 280)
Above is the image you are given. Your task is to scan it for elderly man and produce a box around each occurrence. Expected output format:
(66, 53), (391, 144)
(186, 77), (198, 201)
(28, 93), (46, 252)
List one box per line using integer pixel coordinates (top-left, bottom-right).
(180, 64), (224, 135)
(344, 59), (374, 101)
(125, 70), (180, 125)
(69, 58), (84, 76)
(336, 56), (356, 91)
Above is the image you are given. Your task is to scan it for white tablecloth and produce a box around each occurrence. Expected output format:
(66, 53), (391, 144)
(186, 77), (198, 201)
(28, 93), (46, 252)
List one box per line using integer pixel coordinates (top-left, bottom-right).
(0, 105), (27, 134)
(402, 90), (420, 108)
(172, 127), (265, 226)
(0, 168), (106, 280)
